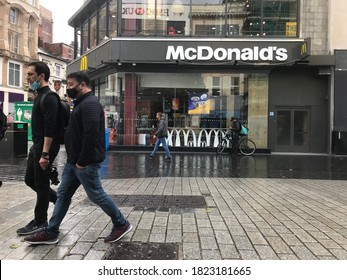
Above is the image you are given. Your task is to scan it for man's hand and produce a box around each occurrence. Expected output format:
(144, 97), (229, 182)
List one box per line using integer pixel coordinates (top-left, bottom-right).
(39, 157), (49, 170)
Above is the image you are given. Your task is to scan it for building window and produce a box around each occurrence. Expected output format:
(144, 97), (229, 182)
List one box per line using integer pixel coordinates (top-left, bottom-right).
(28, 16), (34, 31)
(8, 62), (21, 87)
(55, 64), (62, 77)
(68, 48), (73, 60)
(9, 8), (19, 25)
(8, 33), (20, 53)
(28, 0), (36, 6)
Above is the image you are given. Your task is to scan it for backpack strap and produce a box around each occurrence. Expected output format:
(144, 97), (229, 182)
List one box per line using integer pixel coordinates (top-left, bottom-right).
(39, 92), (59, 114)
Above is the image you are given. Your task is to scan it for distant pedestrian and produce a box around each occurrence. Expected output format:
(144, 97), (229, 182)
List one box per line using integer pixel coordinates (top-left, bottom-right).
(24, 71), (132, 245)
(230, 117), (241, 153)
(16, 61), (61, 236)
(148, 112), (172, 161)
(53, 80), (62, 94)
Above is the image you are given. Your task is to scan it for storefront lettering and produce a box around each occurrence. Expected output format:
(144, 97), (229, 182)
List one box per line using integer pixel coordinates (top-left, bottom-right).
(166, 46), (288, 62)
(122, 7), (169, 17)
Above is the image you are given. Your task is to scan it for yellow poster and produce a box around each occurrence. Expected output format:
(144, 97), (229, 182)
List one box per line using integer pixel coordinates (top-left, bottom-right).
(286, 22), (297, 36)
(188, 93), (210, 115)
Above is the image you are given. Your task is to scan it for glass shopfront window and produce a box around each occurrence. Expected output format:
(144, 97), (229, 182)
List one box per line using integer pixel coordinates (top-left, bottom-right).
(109, 0), (118, 38)
(90, 14), (97, 49)
(74, 0), (298, 56)
(99, 5), (107, 42)
(118, 0), (298, 38)
(97, 71), (268, 149)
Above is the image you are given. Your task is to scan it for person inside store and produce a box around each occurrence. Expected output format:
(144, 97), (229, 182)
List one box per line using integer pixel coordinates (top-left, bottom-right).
(168, 26), (176, 36)
(24, 71), (132, 245)
(17, 61), (61, 236)
(230, 117), (241, 153)
(148, 112), (172, 161)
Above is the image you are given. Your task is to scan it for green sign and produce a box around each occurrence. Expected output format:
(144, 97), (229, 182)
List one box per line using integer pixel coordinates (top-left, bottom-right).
(14, 101), (33, 141)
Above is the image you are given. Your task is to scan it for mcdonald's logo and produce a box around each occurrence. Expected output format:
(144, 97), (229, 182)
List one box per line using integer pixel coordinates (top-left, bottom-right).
(80, 56), (88, 71)
(301, 42), (307, 56)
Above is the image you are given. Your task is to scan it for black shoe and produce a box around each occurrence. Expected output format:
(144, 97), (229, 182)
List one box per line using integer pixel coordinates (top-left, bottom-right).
(148, 154), (154, 159)
(164, 156), (172, 161)
(17, 220), (48, 236)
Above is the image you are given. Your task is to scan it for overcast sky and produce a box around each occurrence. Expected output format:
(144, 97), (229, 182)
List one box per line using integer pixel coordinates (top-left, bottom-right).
(40, 0), (84, 44)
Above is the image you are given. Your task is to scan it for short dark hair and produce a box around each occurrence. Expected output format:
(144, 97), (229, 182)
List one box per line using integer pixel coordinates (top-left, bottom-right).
(66, 71), (90, 87)
(28, 61), (50, 81)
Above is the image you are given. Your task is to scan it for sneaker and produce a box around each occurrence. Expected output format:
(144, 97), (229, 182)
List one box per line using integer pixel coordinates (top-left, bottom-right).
(104, 221), (132, 243)
(164, 156), (172, 161)
(24, 229), (58, 245)
(148, 154), (154, 159)
(17, 220), (48, 236)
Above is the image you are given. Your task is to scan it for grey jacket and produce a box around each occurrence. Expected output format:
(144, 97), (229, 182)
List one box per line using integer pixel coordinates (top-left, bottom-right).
(156, 116), (168, 138)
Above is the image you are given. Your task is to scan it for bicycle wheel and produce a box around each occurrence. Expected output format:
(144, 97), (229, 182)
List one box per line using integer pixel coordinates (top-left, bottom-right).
(216, 140), (226, 154)
(239, 138), (256, 156)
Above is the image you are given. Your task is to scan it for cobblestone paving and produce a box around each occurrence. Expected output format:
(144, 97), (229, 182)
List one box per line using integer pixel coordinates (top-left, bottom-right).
(1, 177), (347, 260)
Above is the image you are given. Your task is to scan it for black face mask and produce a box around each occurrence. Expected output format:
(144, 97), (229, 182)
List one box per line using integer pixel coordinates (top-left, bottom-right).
(66, 84), (81, 99)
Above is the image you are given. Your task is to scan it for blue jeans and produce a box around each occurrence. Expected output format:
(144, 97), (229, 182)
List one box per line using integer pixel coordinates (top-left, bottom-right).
(150, 137), (171, 158)
(46, 163), (126, 237)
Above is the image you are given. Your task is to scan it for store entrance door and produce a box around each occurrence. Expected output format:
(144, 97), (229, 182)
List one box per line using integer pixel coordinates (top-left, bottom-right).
(275, 108), (309, 152)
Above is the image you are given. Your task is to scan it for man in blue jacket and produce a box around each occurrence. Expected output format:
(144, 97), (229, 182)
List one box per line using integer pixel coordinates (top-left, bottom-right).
(25, 71), (131, 244)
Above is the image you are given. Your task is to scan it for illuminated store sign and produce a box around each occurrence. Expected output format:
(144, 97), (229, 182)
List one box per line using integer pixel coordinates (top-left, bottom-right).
(166, 45), (289, 62)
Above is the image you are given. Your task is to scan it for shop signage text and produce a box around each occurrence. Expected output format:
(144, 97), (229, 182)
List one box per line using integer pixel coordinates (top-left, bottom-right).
(166, 45), (289, 62)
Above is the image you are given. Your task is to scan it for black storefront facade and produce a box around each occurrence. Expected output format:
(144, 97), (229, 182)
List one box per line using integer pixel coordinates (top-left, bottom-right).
(67, 37), (334, 154)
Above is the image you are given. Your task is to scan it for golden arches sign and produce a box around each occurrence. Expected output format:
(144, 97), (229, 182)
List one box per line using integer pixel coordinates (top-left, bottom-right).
(80, 56), (88, 71)
(301, 42), (307, 56)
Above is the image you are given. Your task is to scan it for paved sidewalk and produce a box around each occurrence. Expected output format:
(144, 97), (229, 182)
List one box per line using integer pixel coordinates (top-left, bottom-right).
(1, 177), (347, 260)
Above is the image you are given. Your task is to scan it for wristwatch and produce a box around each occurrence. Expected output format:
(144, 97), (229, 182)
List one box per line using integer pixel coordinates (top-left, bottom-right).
(41, 152), (49, 159)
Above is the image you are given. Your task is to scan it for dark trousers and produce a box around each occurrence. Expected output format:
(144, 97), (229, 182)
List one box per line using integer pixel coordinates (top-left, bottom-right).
(231, 131), (239, 153)
(24, 142), (60, 224)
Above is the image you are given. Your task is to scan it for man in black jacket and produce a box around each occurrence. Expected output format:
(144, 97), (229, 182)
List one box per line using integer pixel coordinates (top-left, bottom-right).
(17, 61), (60, 235)
(25, 71), (131, 245)
(148, 112), (172, 160)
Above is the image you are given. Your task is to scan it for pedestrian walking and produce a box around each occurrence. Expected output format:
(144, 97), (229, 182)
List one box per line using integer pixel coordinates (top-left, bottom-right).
(148, 112), (172, 160)
(230, 117), (241, 153)
(17, 61), (61, 236)
(24, 71), (132, 245)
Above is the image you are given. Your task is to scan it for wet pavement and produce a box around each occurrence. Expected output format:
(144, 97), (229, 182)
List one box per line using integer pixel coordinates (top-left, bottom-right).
(2, 149), (347, 181)
(1, 150), (347, 260)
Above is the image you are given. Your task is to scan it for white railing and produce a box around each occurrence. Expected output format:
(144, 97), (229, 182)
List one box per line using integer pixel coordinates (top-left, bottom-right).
(167, 128), (230, 148)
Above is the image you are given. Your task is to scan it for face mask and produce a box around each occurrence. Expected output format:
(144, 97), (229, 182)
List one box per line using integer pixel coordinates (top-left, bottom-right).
(30, 78), (41, 91)
(66, 84), (81, 99)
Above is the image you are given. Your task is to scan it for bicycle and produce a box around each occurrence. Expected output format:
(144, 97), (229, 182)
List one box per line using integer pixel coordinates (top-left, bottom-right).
(216, 133), (256, 156)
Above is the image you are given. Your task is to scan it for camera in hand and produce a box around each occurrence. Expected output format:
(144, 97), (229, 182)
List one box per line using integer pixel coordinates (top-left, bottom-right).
(44, 166), (60, 185)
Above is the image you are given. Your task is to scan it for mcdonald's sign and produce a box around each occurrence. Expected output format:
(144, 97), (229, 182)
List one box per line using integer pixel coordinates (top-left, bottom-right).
(301, 42), (307, 56)
(80, 56), (88, 71)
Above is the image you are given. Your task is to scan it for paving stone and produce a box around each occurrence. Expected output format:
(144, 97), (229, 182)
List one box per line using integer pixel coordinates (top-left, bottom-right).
(247, 231), (268, 245)
(219, 244), (240, 259)
(291, 245), (317, 259)
(200, 236), (218, 250)
(183, 243), (201, 260)
(329, 248), (347, 259)
(69, 242), (93, 255)
(131, 229), (150, 242)
(232, 235), (254, 250)
(254, 245), (279, 260)
(198, 227), (214, 237)
(239, 250), (260, 260)
(202, 250), (221, 260)
(304, 242), (332, 256)
(266, 236), (293, 254)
